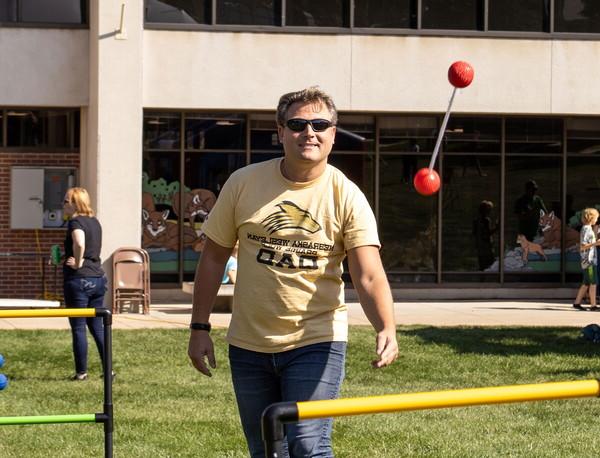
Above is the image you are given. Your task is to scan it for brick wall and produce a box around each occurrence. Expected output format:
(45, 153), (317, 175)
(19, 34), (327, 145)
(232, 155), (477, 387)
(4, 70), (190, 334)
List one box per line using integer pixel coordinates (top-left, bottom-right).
(0, 152), (79, 300)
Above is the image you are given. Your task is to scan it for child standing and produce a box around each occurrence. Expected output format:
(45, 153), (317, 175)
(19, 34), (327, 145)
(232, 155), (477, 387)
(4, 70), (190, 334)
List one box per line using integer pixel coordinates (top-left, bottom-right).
(573, 208), (600, 311)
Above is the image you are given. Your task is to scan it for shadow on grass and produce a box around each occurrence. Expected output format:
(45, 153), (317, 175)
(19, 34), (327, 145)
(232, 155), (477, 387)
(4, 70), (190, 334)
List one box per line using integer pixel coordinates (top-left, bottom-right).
(401, 326), (599, 357)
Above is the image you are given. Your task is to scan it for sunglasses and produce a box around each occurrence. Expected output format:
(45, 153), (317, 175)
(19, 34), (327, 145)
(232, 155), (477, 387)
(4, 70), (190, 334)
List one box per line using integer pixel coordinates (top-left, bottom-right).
(285, 118), (334, 132)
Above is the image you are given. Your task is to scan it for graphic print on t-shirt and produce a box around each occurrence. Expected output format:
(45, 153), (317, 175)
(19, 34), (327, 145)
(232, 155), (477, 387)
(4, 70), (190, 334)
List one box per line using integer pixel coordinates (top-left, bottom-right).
(262, 201), (322, 235)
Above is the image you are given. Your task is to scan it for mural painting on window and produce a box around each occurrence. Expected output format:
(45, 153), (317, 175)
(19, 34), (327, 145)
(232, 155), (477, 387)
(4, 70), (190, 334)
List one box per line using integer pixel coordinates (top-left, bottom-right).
(141, 172), (217, 272)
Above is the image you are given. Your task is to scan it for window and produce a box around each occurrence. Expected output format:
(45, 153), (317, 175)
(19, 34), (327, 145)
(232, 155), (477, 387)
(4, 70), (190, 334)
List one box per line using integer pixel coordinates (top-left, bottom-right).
(184, 114), (246, 150)
(286, 0), (349, 27)
(555, 0), (600, 33)
(489, 0), (548, 32)
(145, 0), (211, 24)
(6, 109), (78, 149)
(217, 0), (280, 25)
(354, 0), (414, 28)
(505, 118), (563, 155)
(422, 0), (481, 30)
(565, 118), (600, 155)
(1, 0), (86, 24)
(144, 113), (181, 150)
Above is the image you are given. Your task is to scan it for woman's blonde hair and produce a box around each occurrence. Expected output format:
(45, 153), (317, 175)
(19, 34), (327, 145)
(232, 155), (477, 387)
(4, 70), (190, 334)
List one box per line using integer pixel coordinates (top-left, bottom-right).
(581, 207), (599, 225)
(65, 187), (95, 217)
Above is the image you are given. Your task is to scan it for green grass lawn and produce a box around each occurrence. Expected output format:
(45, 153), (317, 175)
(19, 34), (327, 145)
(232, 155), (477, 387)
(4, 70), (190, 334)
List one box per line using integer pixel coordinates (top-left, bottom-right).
(0, 326), (599, 457)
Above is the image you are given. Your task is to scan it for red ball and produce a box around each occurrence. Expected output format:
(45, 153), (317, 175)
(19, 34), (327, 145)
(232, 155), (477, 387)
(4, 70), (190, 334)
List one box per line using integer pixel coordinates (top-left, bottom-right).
(448, 61), (474, 88)
(413, 168), (440, 196)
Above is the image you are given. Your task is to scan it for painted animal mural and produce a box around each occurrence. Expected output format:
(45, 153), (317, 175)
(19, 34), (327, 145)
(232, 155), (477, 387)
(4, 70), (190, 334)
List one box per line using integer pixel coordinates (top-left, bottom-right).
(171, 189), (217, 228)
(538, 210), (579, 249)
(141, 208), (197, 252)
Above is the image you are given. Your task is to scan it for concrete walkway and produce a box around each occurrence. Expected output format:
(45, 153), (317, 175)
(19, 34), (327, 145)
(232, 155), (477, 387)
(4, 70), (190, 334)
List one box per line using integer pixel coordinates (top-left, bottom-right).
(0, 299), (597, 330)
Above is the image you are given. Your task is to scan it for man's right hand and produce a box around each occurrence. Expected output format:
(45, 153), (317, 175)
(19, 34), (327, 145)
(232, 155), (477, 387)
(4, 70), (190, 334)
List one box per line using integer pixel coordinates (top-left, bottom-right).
(188, 331), (217, 377)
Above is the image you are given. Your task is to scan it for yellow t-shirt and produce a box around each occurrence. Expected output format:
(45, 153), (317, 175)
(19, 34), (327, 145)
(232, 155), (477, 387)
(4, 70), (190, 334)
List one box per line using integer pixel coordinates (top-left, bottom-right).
(201, 158), (380, 353)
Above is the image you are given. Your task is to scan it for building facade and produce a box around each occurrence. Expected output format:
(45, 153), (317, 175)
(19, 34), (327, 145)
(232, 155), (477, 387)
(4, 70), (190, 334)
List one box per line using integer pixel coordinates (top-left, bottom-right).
(1, 1), (600, 299)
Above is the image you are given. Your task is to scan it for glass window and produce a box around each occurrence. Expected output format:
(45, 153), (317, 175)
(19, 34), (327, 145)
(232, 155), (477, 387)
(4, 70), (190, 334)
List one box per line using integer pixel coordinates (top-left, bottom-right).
(566, 156), (600, 274)
(250, 113), (279, 152)
(142, 151), (182, 280)
(217, 0), (280, 25)
(0, 1), (17, 22)
(353, 0), (413, 28)
(504, 156), (561, 277)
(145, 0), (211, 24)
(555, 0), (600, 33)
(144, 113), (181, 150)
(379, 116), (437, 153)
(286, 0), (348, 27)
(422, 0), (481, 30)
(379, 154), (437, 273)
(505, 118), (562, 155)
(184, 114), (246, 150)
(443, 117), (501, 153)
(489, 0), (547, 32)
(335, 115), (375, 152)
(566, 118), (600, 154)
(7, 110), (73, 148)
(20, 0), (85, 24)
(442, 155), (501, 275)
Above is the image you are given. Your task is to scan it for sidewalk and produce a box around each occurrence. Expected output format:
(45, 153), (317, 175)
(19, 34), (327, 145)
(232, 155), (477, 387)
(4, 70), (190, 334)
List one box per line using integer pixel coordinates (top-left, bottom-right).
(0, 299), (597, 330)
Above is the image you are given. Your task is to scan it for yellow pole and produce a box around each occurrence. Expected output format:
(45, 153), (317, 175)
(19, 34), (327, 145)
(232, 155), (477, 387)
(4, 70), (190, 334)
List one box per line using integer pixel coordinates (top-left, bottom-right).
(297, 380), (600, 420)
(0, 309), (97, 319)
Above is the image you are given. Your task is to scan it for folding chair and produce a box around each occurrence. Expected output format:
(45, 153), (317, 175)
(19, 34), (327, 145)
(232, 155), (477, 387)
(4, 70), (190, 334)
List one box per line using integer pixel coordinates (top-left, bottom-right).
(112, 247), (151, 314)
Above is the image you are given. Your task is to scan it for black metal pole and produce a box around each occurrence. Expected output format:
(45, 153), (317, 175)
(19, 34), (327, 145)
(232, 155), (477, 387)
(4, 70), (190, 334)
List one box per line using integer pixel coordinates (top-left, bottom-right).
(97, 308), (113, 458)
(261, 402), (299, 458)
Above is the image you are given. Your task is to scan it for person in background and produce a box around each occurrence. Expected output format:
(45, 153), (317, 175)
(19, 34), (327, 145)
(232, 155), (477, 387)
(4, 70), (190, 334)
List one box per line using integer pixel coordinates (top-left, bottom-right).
(514, 179), (547, 242)
(573, 208), (600, 311)
(188, 87), (398, 457)
(472, 200), (497, 271)
(222, 242), (238, 284)
(62, 187), (108, 381)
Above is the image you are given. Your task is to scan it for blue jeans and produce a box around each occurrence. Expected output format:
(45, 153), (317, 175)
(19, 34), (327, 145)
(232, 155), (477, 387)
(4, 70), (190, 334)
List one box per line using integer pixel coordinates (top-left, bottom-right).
(229, 342), (346, 458)
(63, 275), (107, 374)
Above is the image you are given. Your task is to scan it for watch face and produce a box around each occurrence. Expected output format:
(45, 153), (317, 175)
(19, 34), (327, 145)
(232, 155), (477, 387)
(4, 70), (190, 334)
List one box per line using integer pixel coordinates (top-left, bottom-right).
(190, 322), (211, 331)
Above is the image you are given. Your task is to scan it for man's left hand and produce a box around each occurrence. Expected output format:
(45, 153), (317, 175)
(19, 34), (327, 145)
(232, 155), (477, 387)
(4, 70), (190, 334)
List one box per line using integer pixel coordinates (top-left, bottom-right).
(372, 329), (398, 368)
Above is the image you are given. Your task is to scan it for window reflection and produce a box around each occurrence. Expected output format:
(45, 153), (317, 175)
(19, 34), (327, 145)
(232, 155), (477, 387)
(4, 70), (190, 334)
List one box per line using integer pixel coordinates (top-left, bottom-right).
(379, 116), (437, 154)
(144, 113), (181, 150)
(217, 0), (280, 25)
(504, 157), (561, 276)
(443, 117), (501, 153)
(505, 118), (562, 154)
(20, 0), (85, 24)
(555, 0), (600, 33)
(566, 118), (600, 154)
(442, 156), (500, 275)
(422, 0), (480, 30)
(7, 110), (74, 148)
(379, 154), (437, 272)
(145, 0), (211, 24)
(489, 0), (548, 32)
(286, 0), (348, 27)
(184, 114), (246, 150)
(354, 0), (413, 28)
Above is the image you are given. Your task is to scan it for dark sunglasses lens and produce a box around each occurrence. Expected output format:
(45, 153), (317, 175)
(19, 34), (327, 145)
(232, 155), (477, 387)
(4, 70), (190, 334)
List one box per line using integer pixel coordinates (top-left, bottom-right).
(310, 120), (331, 132)
(286, 119), (331, 132)
(286, 119), (307, 132)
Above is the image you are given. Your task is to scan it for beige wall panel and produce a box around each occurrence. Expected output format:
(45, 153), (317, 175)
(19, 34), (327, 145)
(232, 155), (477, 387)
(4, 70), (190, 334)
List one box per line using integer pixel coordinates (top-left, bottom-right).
(0, 29), (88, 106)
(551, 40), (600, 114)
(143, 31), (353, 110)
(350, 36), (553, 114)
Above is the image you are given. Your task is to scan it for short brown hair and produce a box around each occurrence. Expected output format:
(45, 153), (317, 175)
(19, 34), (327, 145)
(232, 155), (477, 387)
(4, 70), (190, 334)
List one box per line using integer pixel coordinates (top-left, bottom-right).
(581, 207), (599, 225)
(276, 86), (338, 127)
(66, 187), (95, 217)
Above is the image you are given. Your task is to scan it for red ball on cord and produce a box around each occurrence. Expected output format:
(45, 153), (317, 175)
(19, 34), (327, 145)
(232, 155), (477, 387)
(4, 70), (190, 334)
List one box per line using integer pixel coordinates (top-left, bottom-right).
(448, 61), (474, 88)
(413, 168), (441, 196)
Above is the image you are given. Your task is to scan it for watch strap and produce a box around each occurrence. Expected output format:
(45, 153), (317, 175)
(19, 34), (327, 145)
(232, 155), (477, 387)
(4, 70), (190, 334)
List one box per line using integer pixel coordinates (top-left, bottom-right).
(190, 322), (211, 332)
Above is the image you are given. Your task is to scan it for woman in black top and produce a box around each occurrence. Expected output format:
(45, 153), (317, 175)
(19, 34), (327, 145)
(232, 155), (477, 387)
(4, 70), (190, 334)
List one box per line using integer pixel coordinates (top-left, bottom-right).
(62, 187), (107, 381)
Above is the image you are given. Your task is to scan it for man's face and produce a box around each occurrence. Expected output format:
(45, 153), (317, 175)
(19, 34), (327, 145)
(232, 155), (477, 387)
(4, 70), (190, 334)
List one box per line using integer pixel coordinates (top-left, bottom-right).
(277, 101), (336, 167)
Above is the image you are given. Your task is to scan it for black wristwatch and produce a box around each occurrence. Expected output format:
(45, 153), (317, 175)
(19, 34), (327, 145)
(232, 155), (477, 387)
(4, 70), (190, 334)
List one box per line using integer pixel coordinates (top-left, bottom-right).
(190, 322), (211, 332)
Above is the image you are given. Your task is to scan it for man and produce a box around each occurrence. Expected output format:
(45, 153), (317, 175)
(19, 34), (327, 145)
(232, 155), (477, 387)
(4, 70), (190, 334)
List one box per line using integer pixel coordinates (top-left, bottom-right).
(188, 87), (398, 457)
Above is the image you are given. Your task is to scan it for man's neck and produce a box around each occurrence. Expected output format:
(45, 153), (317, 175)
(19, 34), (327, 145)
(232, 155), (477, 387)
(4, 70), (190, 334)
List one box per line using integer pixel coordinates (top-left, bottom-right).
(280, 159), (326, 183)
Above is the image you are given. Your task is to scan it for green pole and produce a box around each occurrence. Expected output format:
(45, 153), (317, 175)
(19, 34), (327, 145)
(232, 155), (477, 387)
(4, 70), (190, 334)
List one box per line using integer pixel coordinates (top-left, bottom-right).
(0, 414), (97, 425)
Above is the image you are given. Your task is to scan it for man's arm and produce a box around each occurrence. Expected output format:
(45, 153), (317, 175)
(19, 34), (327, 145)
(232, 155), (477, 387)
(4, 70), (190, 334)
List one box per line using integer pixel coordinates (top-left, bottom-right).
(188, 238), (232, 377)
(347, 245), (398, 368)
